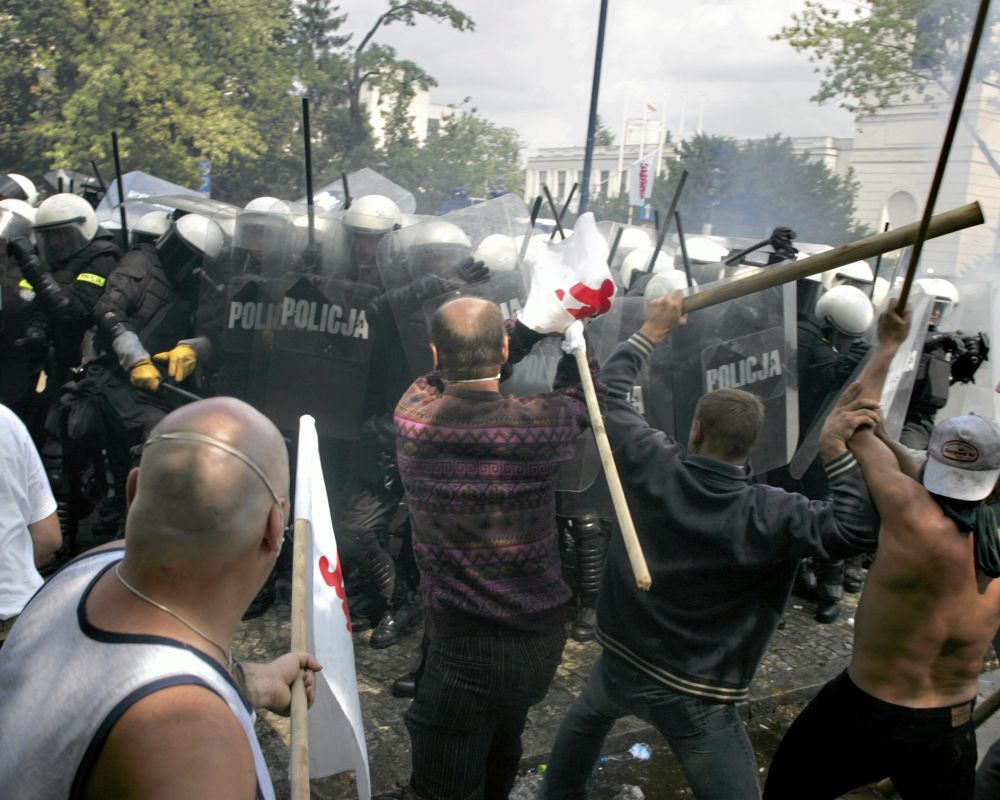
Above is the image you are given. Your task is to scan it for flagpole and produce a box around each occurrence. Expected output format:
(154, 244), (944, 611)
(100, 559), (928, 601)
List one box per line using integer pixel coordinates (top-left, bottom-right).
(290, 517), (311, 800)
(616, 88), (628, 198)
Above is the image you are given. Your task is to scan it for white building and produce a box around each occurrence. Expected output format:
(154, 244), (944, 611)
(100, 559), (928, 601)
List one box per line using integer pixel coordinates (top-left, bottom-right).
(359, 83), (455, 147)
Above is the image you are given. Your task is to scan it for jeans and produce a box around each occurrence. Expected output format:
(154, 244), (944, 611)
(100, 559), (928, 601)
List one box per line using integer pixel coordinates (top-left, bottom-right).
(764, 671), (977, 800)
(541, 651), (761, 800)
(405, 627), (566, 800)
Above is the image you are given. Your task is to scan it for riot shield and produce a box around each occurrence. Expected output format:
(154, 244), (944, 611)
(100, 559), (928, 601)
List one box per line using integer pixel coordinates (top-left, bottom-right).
(140, 193), (241, 220)
(788, 290), (934, 479)
(302, 167), (416, 214)
(375, 193), (532, 378)
(95, 171), (200, 229)
(638, 278), (799, 476)
(0, 201), (35, 314)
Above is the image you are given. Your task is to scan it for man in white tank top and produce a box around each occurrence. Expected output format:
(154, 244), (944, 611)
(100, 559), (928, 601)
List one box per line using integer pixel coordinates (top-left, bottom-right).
(0, 397), (321, 799)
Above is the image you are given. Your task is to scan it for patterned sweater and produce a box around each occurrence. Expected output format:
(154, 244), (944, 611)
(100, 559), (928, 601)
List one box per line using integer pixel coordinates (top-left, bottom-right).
(394, 320), (596, 637)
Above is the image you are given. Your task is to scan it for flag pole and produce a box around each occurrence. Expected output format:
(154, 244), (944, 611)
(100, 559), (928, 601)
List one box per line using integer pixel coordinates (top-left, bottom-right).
(290, 517), (311, 799)
(573, 345), (652, 590)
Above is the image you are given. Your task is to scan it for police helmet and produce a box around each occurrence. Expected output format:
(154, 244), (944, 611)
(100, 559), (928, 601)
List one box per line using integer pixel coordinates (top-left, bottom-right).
(473, 233), (518, 272)
(644, 269), (694, 299)
(822, 260), (873, 291)
(0, 174), (38, 206)
(156, 213), (225, 284)
(815, 285), (874, 337)
(244, 196), (290, 213)
(620, 245), (653, 290)
(344, 194), (402, 235)
(32, 193), (98, 264)
(131, 210), (172, 247)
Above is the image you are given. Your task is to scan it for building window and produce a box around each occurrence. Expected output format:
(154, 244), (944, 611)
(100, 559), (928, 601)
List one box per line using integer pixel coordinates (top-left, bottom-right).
(539, 171), (548, 189)
(558, 171), (567, 199)
(599, 170), (610, 195)
(426, 118), (440, 139)
(887, 191), (918, 228)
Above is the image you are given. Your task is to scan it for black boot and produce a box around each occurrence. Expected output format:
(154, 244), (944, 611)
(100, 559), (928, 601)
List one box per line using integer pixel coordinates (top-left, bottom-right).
(371, 602), (421, 649)
(391, 671), (418, 698)
(570, 515), (608, 643)
(844, 557), (865, 594)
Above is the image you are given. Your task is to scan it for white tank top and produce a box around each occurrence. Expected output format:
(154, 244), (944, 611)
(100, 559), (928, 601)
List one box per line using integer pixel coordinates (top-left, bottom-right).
(0, 548), (275, 799)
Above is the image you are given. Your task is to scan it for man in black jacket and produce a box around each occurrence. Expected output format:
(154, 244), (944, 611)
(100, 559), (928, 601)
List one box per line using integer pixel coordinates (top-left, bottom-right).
(541, 292), (881, 800)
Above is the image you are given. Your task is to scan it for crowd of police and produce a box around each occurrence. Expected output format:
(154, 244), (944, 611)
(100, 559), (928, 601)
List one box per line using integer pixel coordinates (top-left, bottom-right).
(0, 167), (990, 667)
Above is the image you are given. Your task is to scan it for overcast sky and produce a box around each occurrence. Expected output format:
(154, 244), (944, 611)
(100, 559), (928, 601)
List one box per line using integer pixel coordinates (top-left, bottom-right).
(333, 0), (857, 155)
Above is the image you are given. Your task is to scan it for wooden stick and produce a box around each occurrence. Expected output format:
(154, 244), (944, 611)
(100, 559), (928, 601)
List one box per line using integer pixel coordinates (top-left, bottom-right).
(681, 202), (983, 315)
(894, 0), (992, 312)
(573, 347), (652, 590)
(875, 684), (1000, 798)
(289, 517), (311, 800)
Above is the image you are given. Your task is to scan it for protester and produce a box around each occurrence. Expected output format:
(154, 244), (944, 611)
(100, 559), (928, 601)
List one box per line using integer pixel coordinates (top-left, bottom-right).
(0, 397), (320, 799)
(540, 292), (881, 800)
(764, 309), (1000, 799)
(394, 296), (596, 800)
(0, 402), (60, 645)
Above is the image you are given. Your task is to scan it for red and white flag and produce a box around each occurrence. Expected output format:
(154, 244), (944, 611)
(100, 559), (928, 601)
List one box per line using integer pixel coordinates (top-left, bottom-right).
(627, 150), (659, 208)
(646, 101), (658, 113)
(517, 213), (615, 334)
(295, 415), (370, 800)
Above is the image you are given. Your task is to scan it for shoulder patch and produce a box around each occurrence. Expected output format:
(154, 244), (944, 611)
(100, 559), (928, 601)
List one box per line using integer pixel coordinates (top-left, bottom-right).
(76, 272), (107, 288)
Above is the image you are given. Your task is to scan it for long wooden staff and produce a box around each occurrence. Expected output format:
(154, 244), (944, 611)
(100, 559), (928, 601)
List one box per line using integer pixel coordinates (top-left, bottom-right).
(681, 202), (982, 315)
(572, 345), (652, 590)
(289, 517), (311, 799)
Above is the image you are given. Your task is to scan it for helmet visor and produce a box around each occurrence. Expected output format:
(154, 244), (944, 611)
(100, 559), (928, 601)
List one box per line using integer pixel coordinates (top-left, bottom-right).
(34, 218), (91, 264)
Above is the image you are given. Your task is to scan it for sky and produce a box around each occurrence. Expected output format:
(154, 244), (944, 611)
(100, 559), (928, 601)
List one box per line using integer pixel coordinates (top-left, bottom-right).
(333, 0), (858, 155)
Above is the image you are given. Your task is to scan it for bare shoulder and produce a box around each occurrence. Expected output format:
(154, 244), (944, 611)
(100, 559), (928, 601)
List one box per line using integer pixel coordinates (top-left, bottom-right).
(82, 683), (257, 800)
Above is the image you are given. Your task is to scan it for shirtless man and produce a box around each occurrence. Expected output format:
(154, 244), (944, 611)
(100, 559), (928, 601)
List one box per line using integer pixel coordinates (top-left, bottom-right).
(764, 307), (1000, 800)
(0, 397), (321, 799)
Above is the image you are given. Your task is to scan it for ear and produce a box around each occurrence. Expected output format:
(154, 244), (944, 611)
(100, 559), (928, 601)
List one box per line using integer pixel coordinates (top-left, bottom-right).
(501, 335), (510, 365)
(689, 419), (704, 450)
(263, 501), (286, 554)
(431, 343), (440, 370)
(126, 468), (140, 506)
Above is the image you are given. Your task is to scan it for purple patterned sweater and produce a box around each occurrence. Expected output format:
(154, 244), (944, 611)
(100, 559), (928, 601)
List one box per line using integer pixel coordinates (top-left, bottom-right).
(394, 320), (596, 638)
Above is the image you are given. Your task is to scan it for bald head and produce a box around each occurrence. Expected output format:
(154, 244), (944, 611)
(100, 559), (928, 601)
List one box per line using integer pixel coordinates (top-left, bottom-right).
(431, 297), (506, 381)
(127, 397), (289, 559)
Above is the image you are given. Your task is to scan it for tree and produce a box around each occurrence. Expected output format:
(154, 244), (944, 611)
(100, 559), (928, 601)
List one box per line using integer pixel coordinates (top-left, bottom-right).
(1, 0), (298, 192)
(773, 0), (1000, 175)
(591, 134), (869, 246)
(594, 114), (615, 147)
(379, 102), (524, 213)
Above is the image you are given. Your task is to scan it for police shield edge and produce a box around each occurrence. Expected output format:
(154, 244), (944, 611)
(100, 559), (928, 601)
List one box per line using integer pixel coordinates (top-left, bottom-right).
(644, 278), (800, 475)
(303, 167), (417, 215)
(376, 193), (532, 378)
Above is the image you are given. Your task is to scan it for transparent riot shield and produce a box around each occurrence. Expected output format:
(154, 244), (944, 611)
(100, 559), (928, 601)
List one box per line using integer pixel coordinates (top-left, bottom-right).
(140, 194), (241, 220)
(95, 171), (200, 229)
(638, 278), (799, 476)
(375, 193), (532, 378)
(595, 221), (653, 289)
(788, 290), (933, 479)
(303, 167), (417, 214)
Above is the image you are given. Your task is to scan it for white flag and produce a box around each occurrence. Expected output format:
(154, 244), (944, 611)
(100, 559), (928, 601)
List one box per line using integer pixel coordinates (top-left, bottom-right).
(627, 150), (659, 207)
(294, 415), (371, 800)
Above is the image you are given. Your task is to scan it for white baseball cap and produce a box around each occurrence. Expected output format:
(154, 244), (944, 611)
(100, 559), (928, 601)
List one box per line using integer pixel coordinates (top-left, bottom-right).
(924, 414), (1000, 501)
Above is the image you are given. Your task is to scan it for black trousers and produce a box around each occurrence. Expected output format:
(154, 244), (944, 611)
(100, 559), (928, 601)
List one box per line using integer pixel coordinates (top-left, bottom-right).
(405, 627), (566, 800)
(764, 671), (977, 800)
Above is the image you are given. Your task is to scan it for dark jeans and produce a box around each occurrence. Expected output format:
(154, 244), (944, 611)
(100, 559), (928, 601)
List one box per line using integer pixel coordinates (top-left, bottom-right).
(540, 651), (761, 800)
(764, 671), (977, 800)
(405, 627), (566, 800)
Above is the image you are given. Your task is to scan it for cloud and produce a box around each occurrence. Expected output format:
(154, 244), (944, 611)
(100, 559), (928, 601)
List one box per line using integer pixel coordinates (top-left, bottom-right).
(332, 0), (856, 152)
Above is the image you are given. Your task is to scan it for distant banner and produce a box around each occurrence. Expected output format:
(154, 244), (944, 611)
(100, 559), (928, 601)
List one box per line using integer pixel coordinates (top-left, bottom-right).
(627, 150), (658, 207)
(294, 415), (371, 799)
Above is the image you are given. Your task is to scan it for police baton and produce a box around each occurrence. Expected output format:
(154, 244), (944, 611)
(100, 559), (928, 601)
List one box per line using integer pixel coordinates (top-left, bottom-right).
(680, 202), (984, 316)
(142, 381), (204, 404)
(517, 196), (543, 267)
(571, 342), (652, 591)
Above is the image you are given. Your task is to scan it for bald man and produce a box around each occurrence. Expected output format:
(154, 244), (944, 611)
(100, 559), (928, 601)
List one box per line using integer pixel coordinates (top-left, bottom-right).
(395, 296), (596, 800)
(0, 397), (320, 800)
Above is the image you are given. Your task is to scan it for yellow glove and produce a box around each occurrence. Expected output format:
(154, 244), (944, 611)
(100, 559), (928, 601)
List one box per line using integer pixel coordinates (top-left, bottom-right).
(153, 343), (197, 382)
(129, 360), (161, 392)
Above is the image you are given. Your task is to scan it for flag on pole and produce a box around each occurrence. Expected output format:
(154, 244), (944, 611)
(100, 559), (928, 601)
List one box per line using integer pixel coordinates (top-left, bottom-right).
(295, 415), (371, 800)
(628, 150), (659, 207)
(646, 102), (658, 112)
(517, 213), (614, 333)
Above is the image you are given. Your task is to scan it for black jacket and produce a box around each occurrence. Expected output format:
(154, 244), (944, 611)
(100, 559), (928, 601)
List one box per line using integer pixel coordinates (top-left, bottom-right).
(595, 332), (879, 702)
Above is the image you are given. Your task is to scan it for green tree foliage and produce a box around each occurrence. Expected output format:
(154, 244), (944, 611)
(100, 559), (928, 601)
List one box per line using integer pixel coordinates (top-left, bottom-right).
(773, 0), (1000, 175)
(592, 134), (868, 246)
(1, 0), (296, 189)
(594, 114), (615, 146)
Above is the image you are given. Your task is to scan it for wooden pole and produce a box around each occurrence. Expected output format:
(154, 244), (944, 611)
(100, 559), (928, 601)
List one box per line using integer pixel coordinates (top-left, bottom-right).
(681, 202), (983, 316)
(894, 0), (993, 312)
(289, 517), (311, 800)
(573, 347), (652, 590)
